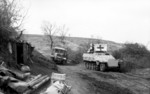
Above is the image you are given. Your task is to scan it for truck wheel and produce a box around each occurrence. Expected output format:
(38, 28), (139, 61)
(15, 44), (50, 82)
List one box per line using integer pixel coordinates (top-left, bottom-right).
(99, 64), (106, 72)
(62, 60), (66, 65)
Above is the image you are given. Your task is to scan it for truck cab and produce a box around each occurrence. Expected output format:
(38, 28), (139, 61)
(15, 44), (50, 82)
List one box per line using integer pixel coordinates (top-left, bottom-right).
(51, 47), (67, 64)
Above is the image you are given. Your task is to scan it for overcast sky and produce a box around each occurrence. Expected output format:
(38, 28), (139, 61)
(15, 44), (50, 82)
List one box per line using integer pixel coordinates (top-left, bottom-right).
(22, 0), (150, 46)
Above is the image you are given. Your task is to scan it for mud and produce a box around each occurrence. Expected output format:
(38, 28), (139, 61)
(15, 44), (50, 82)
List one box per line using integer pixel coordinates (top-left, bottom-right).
(58, 63), (150, 94)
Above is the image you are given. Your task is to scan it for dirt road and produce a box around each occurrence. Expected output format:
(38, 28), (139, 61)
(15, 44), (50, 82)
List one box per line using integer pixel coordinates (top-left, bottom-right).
(58, 63), (110, 94)
(58, 63), (150, 94)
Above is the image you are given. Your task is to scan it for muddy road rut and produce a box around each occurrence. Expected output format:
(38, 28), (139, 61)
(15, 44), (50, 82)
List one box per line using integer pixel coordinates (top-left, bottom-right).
(58, 63), (150, 94)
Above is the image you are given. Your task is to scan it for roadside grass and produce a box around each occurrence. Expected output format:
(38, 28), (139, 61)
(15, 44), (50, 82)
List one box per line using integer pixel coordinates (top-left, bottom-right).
(30, 50), (58, 75)
(112, 43), (150, 72)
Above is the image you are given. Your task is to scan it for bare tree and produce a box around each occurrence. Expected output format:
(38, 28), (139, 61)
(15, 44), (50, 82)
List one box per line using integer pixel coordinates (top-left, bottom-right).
(0, 0), (26, 42)
(58, 25), (68, 45)
(41, 21), (58, 50)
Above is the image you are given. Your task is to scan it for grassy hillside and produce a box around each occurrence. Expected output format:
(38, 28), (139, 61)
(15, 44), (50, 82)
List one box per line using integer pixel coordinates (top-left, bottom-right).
(23, 34), (122, 56)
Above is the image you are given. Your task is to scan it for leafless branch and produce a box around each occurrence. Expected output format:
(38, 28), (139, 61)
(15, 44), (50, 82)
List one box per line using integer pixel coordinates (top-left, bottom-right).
(41, 21), (58, 50)
(58, 24), (69, 45)
(0, 0), (26, 41)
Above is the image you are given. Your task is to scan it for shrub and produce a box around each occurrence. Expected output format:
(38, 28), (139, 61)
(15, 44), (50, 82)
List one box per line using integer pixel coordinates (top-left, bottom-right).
(67, 47), (84, 64)
(0, 0), (23, 46)
(112, 49), (122, 59)
(113, 43), (150, 72)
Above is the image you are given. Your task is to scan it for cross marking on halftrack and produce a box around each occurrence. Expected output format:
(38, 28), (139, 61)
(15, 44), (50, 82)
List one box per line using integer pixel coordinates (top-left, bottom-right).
(97, 45), (104, 51)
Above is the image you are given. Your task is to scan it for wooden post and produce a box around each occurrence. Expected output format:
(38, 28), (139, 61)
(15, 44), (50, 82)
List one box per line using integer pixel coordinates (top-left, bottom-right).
(23, 43), (27, 64)
(14, 42), (17, 64)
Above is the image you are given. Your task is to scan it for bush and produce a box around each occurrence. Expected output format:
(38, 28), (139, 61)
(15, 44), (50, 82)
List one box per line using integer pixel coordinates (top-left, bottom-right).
(0, 0), (23, 45)
(112, 49), (122, 59)
(113, 43), (150, 72)
(67, 47), (84, 64)
(120, 56), (137, 72)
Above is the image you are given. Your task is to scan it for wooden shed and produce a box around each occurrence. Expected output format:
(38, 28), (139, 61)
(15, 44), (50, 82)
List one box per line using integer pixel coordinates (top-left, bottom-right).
(7, 40), (34, 65)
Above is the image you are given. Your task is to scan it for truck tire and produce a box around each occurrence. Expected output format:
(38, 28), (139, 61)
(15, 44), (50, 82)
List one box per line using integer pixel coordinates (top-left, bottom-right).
(99, 63), (106, 72)
(62, 60), (67, 65)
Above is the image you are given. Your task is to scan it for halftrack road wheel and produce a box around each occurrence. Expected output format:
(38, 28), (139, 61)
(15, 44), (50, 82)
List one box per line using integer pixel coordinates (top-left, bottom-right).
(85, 62), (88, 69)
(99, 63), (106, 72)
(85, 62), (97, 70)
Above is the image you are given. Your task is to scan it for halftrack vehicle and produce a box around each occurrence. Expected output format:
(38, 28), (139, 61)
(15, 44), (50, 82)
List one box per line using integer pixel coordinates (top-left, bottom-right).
(83, 44), (122, 71)
(51, 47), (67, 64)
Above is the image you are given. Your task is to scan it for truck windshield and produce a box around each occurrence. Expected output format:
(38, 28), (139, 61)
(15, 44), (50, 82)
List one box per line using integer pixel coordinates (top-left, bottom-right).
(55, 49), (66, 56)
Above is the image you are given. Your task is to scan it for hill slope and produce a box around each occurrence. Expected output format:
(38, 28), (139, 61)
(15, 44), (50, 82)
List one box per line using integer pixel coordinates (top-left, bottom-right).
(23, 34), (122, 56)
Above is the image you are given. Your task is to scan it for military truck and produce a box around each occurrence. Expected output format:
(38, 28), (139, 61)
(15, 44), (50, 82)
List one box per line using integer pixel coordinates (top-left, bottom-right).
(51, 47), (67, 64)
(83, 44), (122, 71)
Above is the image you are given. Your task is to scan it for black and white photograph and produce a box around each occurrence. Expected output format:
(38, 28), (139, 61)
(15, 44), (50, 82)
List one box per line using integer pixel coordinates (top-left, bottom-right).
(0, 0), (150, 94)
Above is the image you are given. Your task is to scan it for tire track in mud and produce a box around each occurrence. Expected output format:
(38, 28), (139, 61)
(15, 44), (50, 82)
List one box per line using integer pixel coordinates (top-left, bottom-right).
(58, 65), (111, 94)
(79, 71), (150, 94)
(58, 64), (150, 94)
(78, 73), (134, 94)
